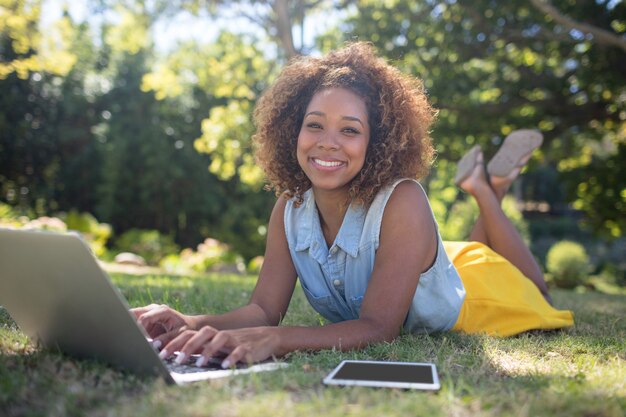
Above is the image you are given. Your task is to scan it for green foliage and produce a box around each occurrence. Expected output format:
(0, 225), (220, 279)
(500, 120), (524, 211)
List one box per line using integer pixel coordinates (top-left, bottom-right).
(0, 7), (102, 218)
(94, 41), (230, 251)
(93, 24), (274, 257)
(104, 5), (150, 55)
(0, 205), (111, 257)
(23, 215), (67, 232)
(598, 259), (626, 288)
(195, 99), (264, 185)
(114, 229), (179, 265)
(333, 0), (626, 238)
(142, 31), (275, 188)
(546, 240), (591, 288)
(159, 237), (245, 274)
(63, 210), (112, 257)
(247, 255), (264, 274)
(0, 0), (77, 79)
(2, 0), (623, 264)
(0, 202), (21, 226)
(566, 141), (626, 239)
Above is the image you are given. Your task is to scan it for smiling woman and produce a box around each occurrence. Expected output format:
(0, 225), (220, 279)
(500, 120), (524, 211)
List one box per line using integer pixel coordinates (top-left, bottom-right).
(253, 44), (435, 209)
(131, 42), (573, 370)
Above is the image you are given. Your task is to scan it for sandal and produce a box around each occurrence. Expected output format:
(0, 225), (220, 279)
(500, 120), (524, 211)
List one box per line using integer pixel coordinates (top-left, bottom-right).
(486, 129), (543, 177)
(454, 145), (482, 186)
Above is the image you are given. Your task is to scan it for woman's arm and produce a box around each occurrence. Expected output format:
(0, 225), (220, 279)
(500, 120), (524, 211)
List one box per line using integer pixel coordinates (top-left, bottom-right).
(167, 181), (438, 366)
(135, 196), (298, 340)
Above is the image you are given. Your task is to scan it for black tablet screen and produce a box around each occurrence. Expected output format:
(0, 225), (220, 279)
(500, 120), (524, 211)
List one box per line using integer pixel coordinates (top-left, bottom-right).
(332, 362), (434, 384)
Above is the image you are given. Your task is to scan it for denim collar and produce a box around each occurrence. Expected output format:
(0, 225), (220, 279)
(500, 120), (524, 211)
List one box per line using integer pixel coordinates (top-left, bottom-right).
(294, 189), (365, 259)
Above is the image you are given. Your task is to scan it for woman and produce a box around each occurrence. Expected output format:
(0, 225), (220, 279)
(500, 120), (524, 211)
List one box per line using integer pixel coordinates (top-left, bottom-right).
(132, 42), (573, 369)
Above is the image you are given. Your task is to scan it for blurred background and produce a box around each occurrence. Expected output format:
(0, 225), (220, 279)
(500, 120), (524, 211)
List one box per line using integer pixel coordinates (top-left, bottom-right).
(0, 0), (624, 288)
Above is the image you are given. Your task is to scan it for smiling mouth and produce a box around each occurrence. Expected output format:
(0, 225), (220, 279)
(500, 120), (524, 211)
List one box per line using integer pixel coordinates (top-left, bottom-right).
(312, 158), (344, 168)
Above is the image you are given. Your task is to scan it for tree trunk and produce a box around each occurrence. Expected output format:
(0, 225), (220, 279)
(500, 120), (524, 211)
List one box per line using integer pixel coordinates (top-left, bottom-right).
(272, 0), (299, 59)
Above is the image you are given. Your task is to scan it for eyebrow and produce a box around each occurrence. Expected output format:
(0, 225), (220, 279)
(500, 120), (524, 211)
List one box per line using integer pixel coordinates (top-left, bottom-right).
(304, 111), (364, 127)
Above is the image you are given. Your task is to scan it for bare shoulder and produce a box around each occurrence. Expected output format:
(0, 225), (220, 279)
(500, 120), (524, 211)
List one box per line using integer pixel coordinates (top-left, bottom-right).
(274, 193), (290, 212)
(384, 180), (431, 219)
(379, 180), (437, 271)
(268, 194), (289, 226)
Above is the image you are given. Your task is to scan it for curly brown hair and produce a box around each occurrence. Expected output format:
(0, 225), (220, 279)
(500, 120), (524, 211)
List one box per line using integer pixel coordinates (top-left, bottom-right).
(253, 42), (436, 207)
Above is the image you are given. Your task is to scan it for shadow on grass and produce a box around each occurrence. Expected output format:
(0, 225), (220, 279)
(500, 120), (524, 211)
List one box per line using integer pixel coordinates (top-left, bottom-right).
(0, 347), (156, 417)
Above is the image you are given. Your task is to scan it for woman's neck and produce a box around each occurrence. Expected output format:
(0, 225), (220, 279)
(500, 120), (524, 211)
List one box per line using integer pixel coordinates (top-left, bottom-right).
(312, 188), (350, 247)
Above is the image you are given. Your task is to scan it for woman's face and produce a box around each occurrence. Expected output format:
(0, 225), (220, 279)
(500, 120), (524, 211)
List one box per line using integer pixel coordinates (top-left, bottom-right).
(296, 87), (370, 197)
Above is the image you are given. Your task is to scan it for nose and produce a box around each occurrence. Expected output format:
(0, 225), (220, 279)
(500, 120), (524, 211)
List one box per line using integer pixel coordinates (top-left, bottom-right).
(317, 131), (339, 150)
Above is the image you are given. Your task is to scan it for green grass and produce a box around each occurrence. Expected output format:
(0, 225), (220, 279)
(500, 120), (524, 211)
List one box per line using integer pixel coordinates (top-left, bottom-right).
(1, 271), (624, 417)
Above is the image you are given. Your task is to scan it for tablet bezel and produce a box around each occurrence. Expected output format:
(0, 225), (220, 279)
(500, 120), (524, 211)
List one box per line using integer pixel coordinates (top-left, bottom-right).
(322, 360), (440, 390)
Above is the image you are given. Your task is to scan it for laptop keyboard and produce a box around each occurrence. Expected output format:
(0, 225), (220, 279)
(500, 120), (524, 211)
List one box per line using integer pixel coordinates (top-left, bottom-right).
(165, 354), (246, 374)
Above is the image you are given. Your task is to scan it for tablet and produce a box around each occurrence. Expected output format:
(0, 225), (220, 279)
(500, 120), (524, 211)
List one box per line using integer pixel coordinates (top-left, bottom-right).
(323, 360), (440, 390)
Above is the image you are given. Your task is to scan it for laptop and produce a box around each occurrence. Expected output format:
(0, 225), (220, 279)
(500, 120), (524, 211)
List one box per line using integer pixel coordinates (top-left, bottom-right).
(0, 228), (286, 384)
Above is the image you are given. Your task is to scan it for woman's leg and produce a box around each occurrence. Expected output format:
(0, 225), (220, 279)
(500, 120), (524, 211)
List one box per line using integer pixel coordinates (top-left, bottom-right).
(457, 150), (490, 246)
(459, 152), (552, 303)
(468, 217), (489, 246)
(466, 154), (514, 247)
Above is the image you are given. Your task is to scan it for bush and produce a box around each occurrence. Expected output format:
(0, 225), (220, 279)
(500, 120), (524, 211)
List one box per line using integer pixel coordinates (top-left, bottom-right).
(158, 253), (188, 274)
(114, 229), (179, 266)
(63, 211), (112, 257)
(23, 216), (68, 232)
(546, 240), (591, 288)
(159, 237), (246, 275)
(0, 207), (112, 259)
(0, 203), (22, 227)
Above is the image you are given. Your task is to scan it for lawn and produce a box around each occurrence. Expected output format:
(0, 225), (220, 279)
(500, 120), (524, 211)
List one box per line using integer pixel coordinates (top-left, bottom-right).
(0, 271), (624, 417)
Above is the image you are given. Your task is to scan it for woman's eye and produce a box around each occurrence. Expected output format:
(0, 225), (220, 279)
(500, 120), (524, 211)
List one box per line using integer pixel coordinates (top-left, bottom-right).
(343, 127), (360, 135)
(306, 122), (322, 129)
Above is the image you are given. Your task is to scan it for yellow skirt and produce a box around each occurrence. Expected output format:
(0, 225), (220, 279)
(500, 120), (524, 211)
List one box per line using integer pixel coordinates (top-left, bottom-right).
(444, 241), (574, 337)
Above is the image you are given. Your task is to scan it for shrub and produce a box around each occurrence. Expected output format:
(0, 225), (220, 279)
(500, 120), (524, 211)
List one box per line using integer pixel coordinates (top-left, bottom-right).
(0, 203), (22, 227)
(158, 253), (186, 274)
(114, 229), (179, 266)
(63, 211), (112, 257)
(159, 237), (246, 275)
(23, 216), (68, 232)
(546, 240), (591, 288)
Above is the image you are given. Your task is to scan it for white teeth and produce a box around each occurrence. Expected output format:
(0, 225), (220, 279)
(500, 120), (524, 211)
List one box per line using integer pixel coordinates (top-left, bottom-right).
(314, 158), (342, 167)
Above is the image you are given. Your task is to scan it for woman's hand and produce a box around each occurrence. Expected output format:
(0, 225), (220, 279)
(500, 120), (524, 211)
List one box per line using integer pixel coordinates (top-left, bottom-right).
(131, 304), (192, 347)
(159, 326), (282, 368)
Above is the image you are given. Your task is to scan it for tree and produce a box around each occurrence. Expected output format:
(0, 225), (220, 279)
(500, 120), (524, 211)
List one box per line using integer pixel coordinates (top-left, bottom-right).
(0, 0), (76, 79)
(0, 3), (91, 215)
(332, 0), (625, 238)
(139, 31), (279, 254)
(174, 0), (335, 58)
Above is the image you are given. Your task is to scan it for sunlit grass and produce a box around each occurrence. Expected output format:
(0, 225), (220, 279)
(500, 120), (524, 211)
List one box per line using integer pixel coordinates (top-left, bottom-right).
(1, 272), (624, 417)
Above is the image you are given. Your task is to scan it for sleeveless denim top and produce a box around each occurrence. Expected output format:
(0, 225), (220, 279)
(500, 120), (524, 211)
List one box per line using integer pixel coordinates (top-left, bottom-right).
(284, 179), (466, 334)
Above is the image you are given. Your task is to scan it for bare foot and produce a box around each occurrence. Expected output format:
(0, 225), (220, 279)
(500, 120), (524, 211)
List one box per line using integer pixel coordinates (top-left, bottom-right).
(459, 151), (492, 196)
